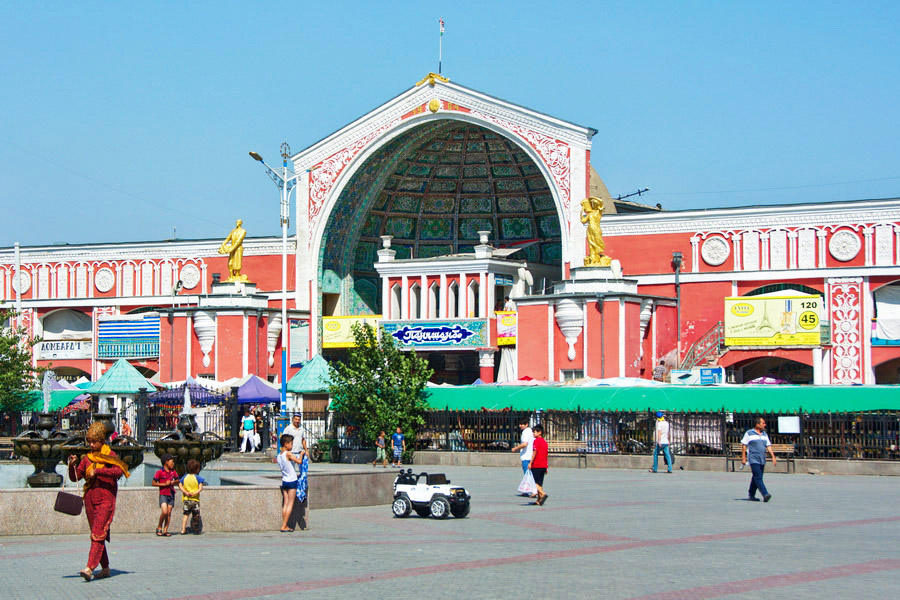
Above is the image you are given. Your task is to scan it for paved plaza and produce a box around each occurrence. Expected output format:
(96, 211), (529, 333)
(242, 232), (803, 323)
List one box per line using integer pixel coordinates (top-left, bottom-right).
(2, 464), (899, 599)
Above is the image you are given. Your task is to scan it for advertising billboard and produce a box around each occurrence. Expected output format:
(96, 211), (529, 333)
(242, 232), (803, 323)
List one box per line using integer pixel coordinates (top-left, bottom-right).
(495, 311), (517, 346)
(381, 319), (488, 350)
(321, 316), (381, 348)
(724, 295), (822, 347)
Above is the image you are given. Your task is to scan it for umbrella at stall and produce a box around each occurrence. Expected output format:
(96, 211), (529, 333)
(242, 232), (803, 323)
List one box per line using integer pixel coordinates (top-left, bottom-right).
(746, 376), (792, 385)
(236, 374), (281, 404)
(148, 376), (227, 406)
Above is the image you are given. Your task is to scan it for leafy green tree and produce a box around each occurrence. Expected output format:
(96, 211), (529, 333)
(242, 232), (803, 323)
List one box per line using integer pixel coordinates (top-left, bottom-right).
(0, 309), (42, 413)
(328, 323), (433, 447)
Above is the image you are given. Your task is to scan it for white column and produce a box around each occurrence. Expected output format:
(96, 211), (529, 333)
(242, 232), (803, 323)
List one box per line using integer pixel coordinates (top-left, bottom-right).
(787, 231), (798, 269)
(690, 237), (700, 272)
(731, 234), (742, 271)
(479, 272), (486, 318)
(812, 347), (823, 385)
(401, 275), (409, 320)
(863, 226), (874, 266)
(381, 277), (391, 319)
(817, 230), (828, 268)
(486, 273), (495, 317)
(618, 298), (626, 377)
(420, 274), (428, 319)
(242, 313), (249, 376)
(760, 232), (770, 270)
(458, 273), (466, 318)
(439, 274), (447, 318)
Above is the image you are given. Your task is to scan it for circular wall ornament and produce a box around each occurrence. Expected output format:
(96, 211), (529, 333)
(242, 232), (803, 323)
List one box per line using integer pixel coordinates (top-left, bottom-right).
(428, 98), (440, 113)
(94, 268), (115, 293)
(180, 264), (201, 289)
(829, 230), (860, 262)
(701, 236), (730, 266)
(11, 271), (31, 294)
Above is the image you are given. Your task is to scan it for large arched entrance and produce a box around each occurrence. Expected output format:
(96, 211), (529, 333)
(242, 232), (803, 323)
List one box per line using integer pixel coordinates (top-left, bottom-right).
(317, 120), (564, 316)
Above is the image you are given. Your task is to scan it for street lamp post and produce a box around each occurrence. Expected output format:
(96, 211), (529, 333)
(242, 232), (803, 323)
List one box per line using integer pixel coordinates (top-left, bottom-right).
(672, 251), (683, 367)
(249, 144), (306, 416)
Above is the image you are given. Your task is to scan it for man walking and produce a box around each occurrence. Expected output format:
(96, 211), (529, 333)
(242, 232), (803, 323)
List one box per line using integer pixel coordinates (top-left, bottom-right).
(741, 416), (777, 502)
(511, 419), (535, 474)
(391, 427), (406, 467)
(649, 411), (672, 473)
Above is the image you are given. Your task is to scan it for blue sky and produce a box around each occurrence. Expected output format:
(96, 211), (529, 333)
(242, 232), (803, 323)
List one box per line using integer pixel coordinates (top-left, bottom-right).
(2, 1), (898, 246)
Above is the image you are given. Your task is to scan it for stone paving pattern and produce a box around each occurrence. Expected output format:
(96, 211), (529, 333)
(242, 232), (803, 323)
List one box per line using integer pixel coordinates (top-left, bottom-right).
(1, 464), (898, 599)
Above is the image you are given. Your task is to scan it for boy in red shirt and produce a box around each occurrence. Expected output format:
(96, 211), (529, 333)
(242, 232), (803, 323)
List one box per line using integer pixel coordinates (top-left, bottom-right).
(153, 454), (179, 536)
(529, 424), (549, 505)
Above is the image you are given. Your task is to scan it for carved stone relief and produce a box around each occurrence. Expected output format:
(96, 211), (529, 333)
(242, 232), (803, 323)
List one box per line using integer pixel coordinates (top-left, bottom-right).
(798, 230), (816, 269)
(95, 267), (115, 293)
(828, 230), (860, 262)
(701, 236), (730, 266)
(769, 230), (787, 270)
(180, 264), (201, 290)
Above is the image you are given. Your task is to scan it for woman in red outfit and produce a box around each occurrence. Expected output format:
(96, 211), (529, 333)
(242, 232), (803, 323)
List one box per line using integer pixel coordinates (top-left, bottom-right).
(67, 422), (130, 581)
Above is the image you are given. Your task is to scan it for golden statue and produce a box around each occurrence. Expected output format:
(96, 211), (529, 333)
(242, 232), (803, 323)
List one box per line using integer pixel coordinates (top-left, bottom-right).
(218, 219), (250, 282)
(581, 196), (612, 267)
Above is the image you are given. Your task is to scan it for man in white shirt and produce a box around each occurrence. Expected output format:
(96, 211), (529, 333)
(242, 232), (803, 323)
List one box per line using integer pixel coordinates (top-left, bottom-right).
(511, 419), (534, 474)
(649, 411), (672, 473)
(281, 414), (307, 463)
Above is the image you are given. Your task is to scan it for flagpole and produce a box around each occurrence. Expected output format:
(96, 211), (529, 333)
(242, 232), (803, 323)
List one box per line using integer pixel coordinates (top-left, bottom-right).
(439, 18), (443, 75)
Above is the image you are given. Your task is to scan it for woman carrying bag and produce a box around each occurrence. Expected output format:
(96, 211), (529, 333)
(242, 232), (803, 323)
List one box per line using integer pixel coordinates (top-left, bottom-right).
(67, 422), (130, 581)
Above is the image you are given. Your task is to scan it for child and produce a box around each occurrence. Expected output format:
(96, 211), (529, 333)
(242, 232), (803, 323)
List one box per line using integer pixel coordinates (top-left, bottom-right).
(391, 427), (405, 467)
(529, 424), (549, 506)
(153, 454), (179, 536)
(373, 430), (387, 468)
(277, 433), (306, 532)
(178, 459), (206, 535)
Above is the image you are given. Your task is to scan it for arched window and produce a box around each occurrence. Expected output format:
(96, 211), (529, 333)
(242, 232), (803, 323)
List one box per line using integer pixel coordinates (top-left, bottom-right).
(41, 309), (91, 340)
(410, 283), (421, 319)
(448, 281), (459, 319)
(390, 284), (402, 319)
(467, 280), (480, 318)
(428, 282), (440, 319)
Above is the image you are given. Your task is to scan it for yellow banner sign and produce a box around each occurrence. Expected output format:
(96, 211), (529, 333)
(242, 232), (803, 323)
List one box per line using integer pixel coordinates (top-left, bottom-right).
(495, 311), (517, 346)
(724, 296), (822, 347)
(322, 316), (382, 348)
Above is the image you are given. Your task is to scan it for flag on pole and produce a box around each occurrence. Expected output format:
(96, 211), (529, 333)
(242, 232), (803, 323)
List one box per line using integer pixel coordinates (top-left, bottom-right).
(440, 18), (444, 35)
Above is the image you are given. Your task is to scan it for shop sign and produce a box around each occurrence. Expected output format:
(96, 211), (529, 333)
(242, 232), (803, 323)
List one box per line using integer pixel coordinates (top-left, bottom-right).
(495, 311), (517, 346)
(322, 316), (382, 348)
(38, 340), (92, 360)
(669, 367), (725, 385)
(382, 319), (487, 349)
(724, 295), (822, 347)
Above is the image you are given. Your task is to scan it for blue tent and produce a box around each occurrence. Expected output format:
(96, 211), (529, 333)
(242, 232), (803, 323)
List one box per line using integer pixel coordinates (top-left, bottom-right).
(236, 375), (281, 404)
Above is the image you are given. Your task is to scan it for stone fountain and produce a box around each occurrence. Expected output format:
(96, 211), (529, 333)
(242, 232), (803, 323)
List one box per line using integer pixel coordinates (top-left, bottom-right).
(153, 384), (225, 476)
(59, 396), (146, 471)
(12, 371), (71, 487)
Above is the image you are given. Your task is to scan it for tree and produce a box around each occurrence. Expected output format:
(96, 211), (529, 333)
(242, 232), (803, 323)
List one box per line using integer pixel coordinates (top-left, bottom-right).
(0, 309), (41, 413)
(328, 323), (433, 446)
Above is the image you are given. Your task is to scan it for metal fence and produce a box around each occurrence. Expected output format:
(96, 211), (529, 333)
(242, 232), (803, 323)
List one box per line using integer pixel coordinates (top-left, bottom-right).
(417, 410), (900, 460)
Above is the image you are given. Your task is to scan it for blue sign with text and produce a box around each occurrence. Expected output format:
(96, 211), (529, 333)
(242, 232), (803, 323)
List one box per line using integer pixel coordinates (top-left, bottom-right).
(381, 320), (488, 349)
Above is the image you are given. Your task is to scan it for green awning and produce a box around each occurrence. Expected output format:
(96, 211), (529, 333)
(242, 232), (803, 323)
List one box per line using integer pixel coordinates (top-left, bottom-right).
(422, 384), (900, 413)
(24, 389), (87, 412)
(287, 354), (332, 394)
(83, 358), (156, 395)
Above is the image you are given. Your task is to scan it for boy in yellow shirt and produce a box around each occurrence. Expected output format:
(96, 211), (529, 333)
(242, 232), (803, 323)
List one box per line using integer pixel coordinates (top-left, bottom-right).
(178, 459), (206, 534)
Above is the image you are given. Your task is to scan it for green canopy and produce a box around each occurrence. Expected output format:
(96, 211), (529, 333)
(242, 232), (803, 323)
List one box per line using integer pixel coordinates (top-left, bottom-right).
(24, 389), (87, 412)
(287, 354), (332, 394)
(83, 358), (156, 395)
(423, 384), (900, 413)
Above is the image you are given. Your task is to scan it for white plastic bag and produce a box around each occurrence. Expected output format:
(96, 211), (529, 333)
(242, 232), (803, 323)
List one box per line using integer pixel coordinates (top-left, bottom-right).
(253, 432), (261, 449)
(518, 470), (537, 495)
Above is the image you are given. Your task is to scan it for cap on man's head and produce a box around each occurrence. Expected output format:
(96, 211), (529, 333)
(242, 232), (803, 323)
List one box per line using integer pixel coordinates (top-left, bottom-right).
(656, 411), (664, 418)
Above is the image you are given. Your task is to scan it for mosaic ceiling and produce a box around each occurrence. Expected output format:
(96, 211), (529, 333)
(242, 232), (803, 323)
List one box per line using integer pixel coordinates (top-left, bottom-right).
(320, 120), (562, 314)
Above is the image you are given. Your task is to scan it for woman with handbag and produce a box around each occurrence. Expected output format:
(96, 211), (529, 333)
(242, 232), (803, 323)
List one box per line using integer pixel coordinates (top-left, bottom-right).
(67, 422), (130, 581)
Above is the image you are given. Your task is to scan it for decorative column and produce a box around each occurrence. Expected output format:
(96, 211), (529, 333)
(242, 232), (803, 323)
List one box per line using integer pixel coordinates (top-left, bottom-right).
(478, 349), (495, 384)
(439, 274), (447, 318)
(827, 277), (863, 385)
(760, 232), (770, 271)
(555, 299), (584, 361)
(193, 311), (216, 368)
(731, 234), (742, 271)
(690, 236), (700, 272)
(267, 313), (283, 367)
(817, 230), (828, 267)
(862, 226), (874, 266)
(787, 230), (798, 269)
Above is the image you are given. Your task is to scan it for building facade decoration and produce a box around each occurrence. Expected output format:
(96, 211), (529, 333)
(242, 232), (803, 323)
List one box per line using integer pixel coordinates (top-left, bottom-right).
(555, 299), (584, 361)
(701, 236), (730, 266)
(94, 267), (115, 293)
(192, 311), (216, 368)
(829, 229), (861, 262)
(828, 277), (863, 384)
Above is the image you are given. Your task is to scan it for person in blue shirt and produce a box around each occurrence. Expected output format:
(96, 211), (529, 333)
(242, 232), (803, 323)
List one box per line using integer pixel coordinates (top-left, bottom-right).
(391, 427), (406, 467)
(741, 417), (777, 502)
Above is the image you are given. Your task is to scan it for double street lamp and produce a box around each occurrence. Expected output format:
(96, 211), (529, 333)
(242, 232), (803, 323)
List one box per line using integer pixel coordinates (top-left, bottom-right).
(249, 143), (309, 415)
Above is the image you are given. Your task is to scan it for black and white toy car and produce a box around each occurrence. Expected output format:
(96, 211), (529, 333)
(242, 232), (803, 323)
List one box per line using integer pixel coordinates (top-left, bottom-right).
(391, 469), (471, 519)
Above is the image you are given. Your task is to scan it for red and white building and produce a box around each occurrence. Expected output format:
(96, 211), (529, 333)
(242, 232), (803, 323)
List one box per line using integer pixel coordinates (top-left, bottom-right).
(4, 74), (900, 387)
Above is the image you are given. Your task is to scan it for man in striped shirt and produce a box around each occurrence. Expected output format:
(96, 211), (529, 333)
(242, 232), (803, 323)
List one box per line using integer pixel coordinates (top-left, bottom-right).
(741, 416), (777, 502)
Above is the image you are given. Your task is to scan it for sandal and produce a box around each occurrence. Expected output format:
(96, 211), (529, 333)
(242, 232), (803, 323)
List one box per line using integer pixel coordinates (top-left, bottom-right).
(162, 532), (172, 537)
(95, 568), (110, 579)
(156, 528), (163, 536)
(80, 568), (93, 581)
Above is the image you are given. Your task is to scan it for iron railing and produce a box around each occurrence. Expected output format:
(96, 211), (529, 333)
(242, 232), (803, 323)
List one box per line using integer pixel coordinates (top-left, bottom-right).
(680, 321), (725, 370)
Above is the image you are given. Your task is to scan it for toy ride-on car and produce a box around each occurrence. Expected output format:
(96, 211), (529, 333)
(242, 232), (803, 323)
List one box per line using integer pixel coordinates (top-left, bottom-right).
(392, 469), (471, 519)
